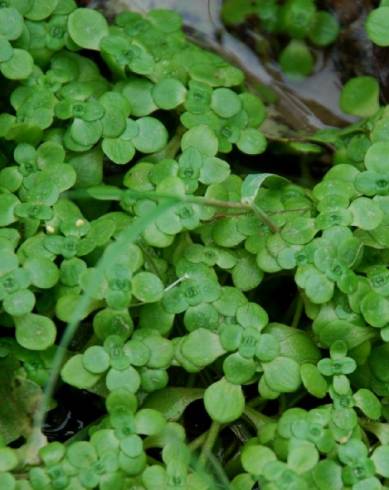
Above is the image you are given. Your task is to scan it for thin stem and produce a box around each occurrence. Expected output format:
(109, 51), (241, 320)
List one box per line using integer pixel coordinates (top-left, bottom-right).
(163, 126), (186, 159)
(286, 392), (306, 409)
(198, 421), (220, 467)
(164, 274), (189, 293)
(291, 295), (304, 328)
(252, 205), (279, 233)
(138, 243), (164, 279)
(24, 200), (177, 463)
(147, 125), (186, 162)
(66, 186), (279, 232)
(268, 207), (311, 215)
(243, 407), (273, 431)
(127, 190), (278, 232)
(187, 373), (196, 388)
(188, 431), (209, 452)
(204, 452), (231, 489)
(247, 397), (263, 409)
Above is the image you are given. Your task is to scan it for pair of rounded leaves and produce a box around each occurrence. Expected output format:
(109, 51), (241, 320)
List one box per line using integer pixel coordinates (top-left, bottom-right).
(0, 8), (34, 80)
(182, 123), (266, 157)
(355, 141), (389, 197)
(102, 117), (168, 165)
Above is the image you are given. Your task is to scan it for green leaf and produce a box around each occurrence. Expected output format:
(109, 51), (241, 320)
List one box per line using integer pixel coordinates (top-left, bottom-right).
(24, 257), (59, 289)
(181, 125), (218, 157)
(353, 478), (381, 490)
(241, 444), (276, 476)
(340, 76), (380, 117)
(299, 266), (334, 304)
(102, 138), (135, 165)
(371, 445), (389, 477)
(255, 334), (280, 362)
(279, 40), (314, 79)
(70, 118), (102, 146)
(263, 356), (301, 393)
(0, 7), (24, 40)
(135, 408), (166, 436)
(181, 328), (225, 368)
(282, 0), (316, 38)
(67, 441), (97, 468)
(309, 11), (339, 47)
(237, 302), (268, 329)
(354, 388), (382, 420)
(62, 354), (100, 389)
(3, 289), (35, 316)
(241, 173), (287, 206)
(143, 387), (203, 421)
(312, 460), (343, 490)
(132, 272), (164, 303)
(287, 439), (319, 474)
(106, 365), (140, 392)
(223, 353), (257, 384)
(266, 323), (321, 364)
(361, 291), (389, 328)
(300, 363), (328, 398)
(68, 8), (109, 50)
(15, 313), (56, 350)
(211, 88), (242, 118)
(364, 141), (389, 173)
(349, 197), (383, 230)
(83, 346), (110, 374)
(204, 377), (245, 423)
(232, 255), (264, 291)
(133, 117), (168, 154)
(0, 49), (33, 80)
(120, 433), (143, 458)
(25, 0), (57, 20)
(152, 78), (187, 110)
(237, 129), (267, 155)
(0, 448), (17, 472)
(282, 217), (317, 245)
(366, 7), (389, 46)
(0, 193), (19, 226)
(199, 157), (230, 185)
(121, 79), (157, 117)
(369, 344), (389, 382)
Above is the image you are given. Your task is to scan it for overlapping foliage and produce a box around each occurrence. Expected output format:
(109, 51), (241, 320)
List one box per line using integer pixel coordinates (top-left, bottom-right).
(222, 0), (340, 79)
(0, 1), (389, 489)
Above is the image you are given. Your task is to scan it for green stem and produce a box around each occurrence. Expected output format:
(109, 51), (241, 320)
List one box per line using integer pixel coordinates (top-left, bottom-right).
(147, 125), (185, 161)
(291, 295), (304, 328)
(204, 452), (231, 489)
(243, 406), (273, 432)
(252, 205), (279, 233)
(223, 450), (242, 478)
(67, 185), (279, 232)
(187, 373), (196, 388)
(247, 397), (263, 409)
(188, 431), (209, 452)
(198, 421), (220, 467)
(24, 200), (178, 463)
(138, 243), (164, 280)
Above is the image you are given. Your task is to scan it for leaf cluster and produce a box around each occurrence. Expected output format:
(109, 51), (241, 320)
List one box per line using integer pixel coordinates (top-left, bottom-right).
(222, 0), (339, 79)
(0, 2), (389, 490)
